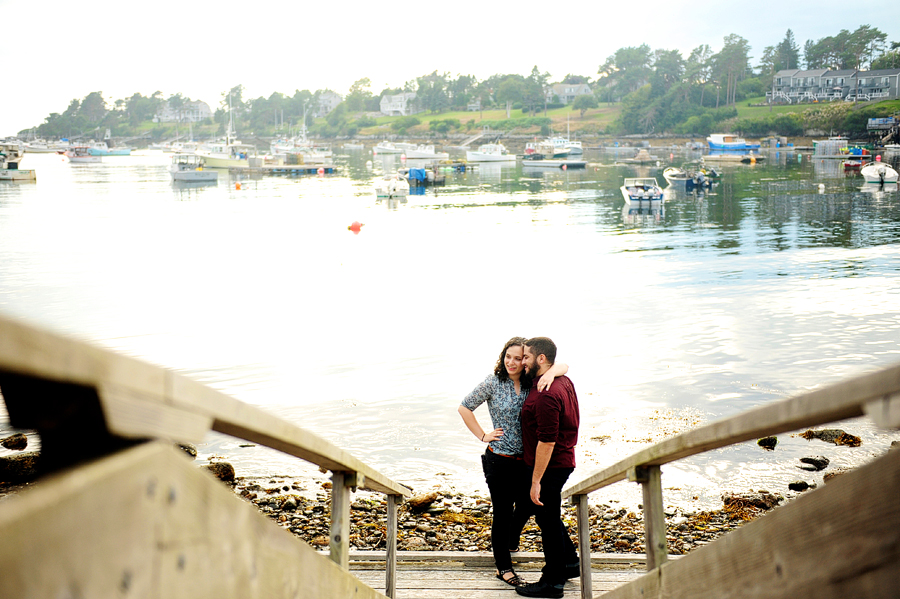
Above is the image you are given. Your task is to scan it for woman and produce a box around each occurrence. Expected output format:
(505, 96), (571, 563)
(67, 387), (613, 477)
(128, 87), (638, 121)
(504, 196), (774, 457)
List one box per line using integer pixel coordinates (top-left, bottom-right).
(458, 337), (568, 587)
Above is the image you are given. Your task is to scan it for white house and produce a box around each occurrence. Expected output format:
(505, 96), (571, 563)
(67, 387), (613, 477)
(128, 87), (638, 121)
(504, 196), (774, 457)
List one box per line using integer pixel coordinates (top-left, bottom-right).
(154, 100), (212, 123)
(314, 90), (342, 118)
(379, 92), (418, 116)
(549, 83), (593, 104)
(769, 68), (900, 103)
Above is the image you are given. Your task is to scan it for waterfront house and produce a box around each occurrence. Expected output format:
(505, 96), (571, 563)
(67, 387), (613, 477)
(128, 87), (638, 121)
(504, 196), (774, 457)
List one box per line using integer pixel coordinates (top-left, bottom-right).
(314, 91), (342, 118)
(379, 93), (419, 116)
(768, 68), (900, 104)
(549, 83), (593, 105)
(154, 100), (213, 123)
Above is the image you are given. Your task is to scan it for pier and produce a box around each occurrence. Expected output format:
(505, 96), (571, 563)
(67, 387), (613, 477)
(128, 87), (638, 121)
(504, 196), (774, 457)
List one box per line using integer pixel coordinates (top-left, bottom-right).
(1, 312), (898, 598)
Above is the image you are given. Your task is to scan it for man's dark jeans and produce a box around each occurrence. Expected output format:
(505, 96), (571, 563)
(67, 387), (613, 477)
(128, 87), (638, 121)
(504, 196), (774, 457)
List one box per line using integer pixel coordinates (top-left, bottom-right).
(482, 449), (533, 572)
(532, 466), (579, 584)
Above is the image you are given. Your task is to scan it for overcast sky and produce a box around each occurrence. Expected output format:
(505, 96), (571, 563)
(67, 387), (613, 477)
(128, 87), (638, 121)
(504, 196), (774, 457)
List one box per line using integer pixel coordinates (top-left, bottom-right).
(3, 0), (898, 137)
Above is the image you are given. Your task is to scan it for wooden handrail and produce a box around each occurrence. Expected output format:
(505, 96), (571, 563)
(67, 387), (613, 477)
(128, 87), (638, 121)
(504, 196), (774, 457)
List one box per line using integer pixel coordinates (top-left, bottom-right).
(559, 360), (900, 598)
(0, 313), (411, 497)
(0, 312), (410, 598)
(563, 361), (900, 499)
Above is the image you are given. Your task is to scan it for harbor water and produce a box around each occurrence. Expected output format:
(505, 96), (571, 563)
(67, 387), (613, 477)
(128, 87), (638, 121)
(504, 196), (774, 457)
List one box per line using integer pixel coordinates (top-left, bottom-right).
(1, 147), (899, 510)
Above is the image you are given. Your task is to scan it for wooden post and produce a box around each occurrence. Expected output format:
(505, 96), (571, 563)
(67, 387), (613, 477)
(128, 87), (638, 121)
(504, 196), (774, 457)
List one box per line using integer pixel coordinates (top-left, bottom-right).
(329, 471), (352, 570)
(574, 494), (593, 599)
(628, 465), (668, 571)
(386, 494), (400, 599)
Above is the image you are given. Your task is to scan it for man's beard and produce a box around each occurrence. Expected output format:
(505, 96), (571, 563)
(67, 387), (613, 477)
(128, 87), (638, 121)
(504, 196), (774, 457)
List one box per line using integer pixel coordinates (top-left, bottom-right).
(526, 361), (540, 378)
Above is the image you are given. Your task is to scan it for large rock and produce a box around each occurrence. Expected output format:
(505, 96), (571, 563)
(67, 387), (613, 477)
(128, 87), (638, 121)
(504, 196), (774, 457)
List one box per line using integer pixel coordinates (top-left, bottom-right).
(799, 456), (829, 471)
(203, 461), (235, 482)
(407, 491), (440, 513)
(757, 436), (777, 451)
(1, 433), (28, 451)
(0, 451), (39, 482)
(800, 429), (861, 447)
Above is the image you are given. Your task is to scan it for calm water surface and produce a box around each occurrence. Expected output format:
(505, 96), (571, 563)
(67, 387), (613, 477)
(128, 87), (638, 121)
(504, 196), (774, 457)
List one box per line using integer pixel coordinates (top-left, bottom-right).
(2, 147), (899, 509)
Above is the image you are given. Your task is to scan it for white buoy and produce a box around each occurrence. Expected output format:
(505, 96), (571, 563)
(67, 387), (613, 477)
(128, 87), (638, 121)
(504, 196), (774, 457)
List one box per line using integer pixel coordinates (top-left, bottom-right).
(818, 183), (825, 194)
(365, 160), (372, 169)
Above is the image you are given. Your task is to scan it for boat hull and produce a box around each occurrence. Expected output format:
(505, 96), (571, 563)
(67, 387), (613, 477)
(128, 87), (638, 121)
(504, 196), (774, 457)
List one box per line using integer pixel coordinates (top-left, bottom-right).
(707, 142), (761, 150)
(465, 152), (516, 162)
(0, 168), (36, 181)
(861, 163), (899, 183)
(89, 148), (132, 156)
(194, 154), (250, 169)
(170, 170), (218, 182)
(67, 155), (101, 163)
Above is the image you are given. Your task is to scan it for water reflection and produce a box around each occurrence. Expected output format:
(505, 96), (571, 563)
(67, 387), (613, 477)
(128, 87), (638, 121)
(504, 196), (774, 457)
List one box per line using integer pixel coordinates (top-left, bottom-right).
(622, 199), (664, 225)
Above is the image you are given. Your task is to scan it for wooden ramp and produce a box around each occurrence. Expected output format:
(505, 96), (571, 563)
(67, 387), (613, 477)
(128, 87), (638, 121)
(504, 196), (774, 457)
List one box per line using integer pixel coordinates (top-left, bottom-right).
(347, 552), (646, 598)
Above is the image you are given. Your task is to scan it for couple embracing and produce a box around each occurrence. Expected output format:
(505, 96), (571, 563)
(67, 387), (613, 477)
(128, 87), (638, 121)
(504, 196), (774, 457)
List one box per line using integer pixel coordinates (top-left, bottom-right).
(458, 336), (580, 599)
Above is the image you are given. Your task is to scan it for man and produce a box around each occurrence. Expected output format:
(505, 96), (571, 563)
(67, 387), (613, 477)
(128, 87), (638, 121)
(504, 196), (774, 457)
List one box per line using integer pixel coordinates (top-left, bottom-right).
(516, 336), (581, 599)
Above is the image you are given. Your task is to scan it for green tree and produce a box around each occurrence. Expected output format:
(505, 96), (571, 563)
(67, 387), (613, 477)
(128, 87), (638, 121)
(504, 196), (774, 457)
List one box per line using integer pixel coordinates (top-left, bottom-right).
(597, 45), (653, 100)
(712, 34), (751, 107)
(415, 71), (450, 113)
(572, 94), (598, 117)
(685, 45), (713, 105)
(345, 78), (373, 111)
(80, 92), (107, 123)
(650, 49), (684, 98)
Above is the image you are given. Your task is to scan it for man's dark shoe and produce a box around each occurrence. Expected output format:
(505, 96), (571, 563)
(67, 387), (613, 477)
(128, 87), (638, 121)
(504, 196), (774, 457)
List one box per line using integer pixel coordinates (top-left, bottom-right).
(515, 579), (564, 598)
(565, 562), (581, 579)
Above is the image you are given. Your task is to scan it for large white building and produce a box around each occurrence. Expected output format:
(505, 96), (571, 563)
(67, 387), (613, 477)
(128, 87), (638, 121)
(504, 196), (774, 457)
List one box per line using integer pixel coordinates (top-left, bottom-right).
(548, 83), (593, 104)
(314, 90), (342, 118)
(768, 68), (900, 104)
(154, 100), (212, 123)
(379, 93), (418, 116)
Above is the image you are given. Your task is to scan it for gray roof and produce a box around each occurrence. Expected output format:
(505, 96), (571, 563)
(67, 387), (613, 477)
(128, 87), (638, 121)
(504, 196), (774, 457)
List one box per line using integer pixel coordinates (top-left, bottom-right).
(863, 68), (900, 76)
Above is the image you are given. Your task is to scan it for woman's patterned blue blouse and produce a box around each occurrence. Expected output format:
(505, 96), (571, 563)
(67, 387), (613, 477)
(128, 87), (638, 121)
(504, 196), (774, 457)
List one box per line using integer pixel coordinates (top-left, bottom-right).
(461, 374), (529, 455)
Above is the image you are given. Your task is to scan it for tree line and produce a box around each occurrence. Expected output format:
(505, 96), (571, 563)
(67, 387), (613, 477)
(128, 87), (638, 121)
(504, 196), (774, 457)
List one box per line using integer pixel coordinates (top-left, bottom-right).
(26, 24), (900, 140)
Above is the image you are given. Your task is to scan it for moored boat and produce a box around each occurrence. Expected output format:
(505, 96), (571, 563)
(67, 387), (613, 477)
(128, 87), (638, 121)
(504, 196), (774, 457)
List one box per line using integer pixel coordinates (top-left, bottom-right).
(374, 174), (410, 198)
(466, 143), (516, 162)
(663, 166), (713, 191)
(373, 141), (403, 154)
(0, 142), (36, 181)
(860, 159), (899, 184)
(65, 146), (102, 163)
(707, 133), (761, 150)
(404, 145), (449, 160)
(169, 154), (218, 182)
(620, 177), (663, 203)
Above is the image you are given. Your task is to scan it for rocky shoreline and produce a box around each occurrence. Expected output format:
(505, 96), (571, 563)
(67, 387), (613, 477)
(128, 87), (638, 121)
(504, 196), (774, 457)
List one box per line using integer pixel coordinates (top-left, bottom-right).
(232, 475), (782, 555)
(3, 428), (898, 557)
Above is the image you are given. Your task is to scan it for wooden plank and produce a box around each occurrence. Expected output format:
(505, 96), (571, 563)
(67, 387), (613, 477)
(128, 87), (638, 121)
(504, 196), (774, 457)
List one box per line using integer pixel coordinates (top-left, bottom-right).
(864, 391), (900, 429)
(638, 467), (668, 570)
(575, 494), (593, 599)
(386, 494), (399, 599)
(600, 448), (900, 599)
(344, 550), (649, 566)
(0, 313), (411, 497)
(330, 472), (351, 570)
(0, 441), (387, 599)
(343, 550), (649, 566)
(563, 361), (900, 498)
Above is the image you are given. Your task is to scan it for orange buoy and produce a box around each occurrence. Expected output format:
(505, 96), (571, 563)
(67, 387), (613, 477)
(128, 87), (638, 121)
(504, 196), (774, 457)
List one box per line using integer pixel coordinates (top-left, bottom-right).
(348, 221), (364, 234)
(235, 182), (241, 190)
(317, 167), (325, 175)
(562, 164), (567, 171)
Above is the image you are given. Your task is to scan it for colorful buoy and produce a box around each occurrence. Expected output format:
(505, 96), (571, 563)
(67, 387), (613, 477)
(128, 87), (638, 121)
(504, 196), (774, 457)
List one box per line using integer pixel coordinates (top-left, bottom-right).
(235, 182), (241, 190)
(348, 221), (364, 234)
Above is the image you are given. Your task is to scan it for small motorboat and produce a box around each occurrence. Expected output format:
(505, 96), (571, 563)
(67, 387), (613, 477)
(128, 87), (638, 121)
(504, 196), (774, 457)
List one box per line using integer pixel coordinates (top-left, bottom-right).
(466, 143), (516, 162)
(663, 167), (713, 191)
(860, 160), (899, 184)
(374, 174), (410, 198)
(65, 146), (101, 163)
(842, 159), (868, 172)
(169, 154), (218, 182)
(621, 177), (663, 203)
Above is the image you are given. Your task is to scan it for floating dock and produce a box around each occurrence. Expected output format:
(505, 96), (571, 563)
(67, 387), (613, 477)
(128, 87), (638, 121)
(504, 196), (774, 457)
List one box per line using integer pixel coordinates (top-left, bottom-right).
(228, 164), (339, 175)
(522, 159), (587, 169)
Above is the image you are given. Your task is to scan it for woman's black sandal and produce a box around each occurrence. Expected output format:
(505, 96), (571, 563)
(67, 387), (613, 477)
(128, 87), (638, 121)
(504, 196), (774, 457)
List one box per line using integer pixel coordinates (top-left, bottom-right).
(496, 569), (524, 587)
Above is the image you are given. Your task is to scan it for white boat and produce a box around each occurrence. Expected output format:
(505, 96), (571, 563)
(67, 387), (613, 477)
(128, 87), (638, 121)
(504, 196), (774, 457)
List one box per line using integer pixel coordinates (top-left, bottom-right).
(0, 142), (36, 181)
(24, 140), (68, 153)
(87, 141), (131, 156)
(466, 143), (516, 162)
(373, 174), (410, 198)
(404, 145), (449, 160)
(620, 177), (663, 203)
(169, 154), (218, 182)
(860, 161), (899, 184)
(707, 133), (760, 150)
(547, 136), (580, 155)
(373, 141), (404, 154)
(65, 146), (102, 163)
(663, 167), (713, 190)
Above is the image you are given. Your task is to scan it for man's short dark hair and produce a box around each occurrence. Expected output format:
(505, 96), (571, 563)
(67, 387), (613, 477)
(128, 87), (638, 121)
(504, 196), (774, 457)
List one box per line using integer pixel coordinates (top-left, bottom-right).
(525, 337), (557, 365)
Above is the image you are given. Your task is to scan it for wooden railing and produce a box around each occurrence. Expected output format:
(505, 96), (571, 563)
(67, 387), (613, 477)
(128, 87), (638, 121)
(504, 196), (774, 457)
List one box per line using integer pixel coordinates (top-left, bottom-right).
(561, 362), (900, 598)
(0, 313), (412, 598)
